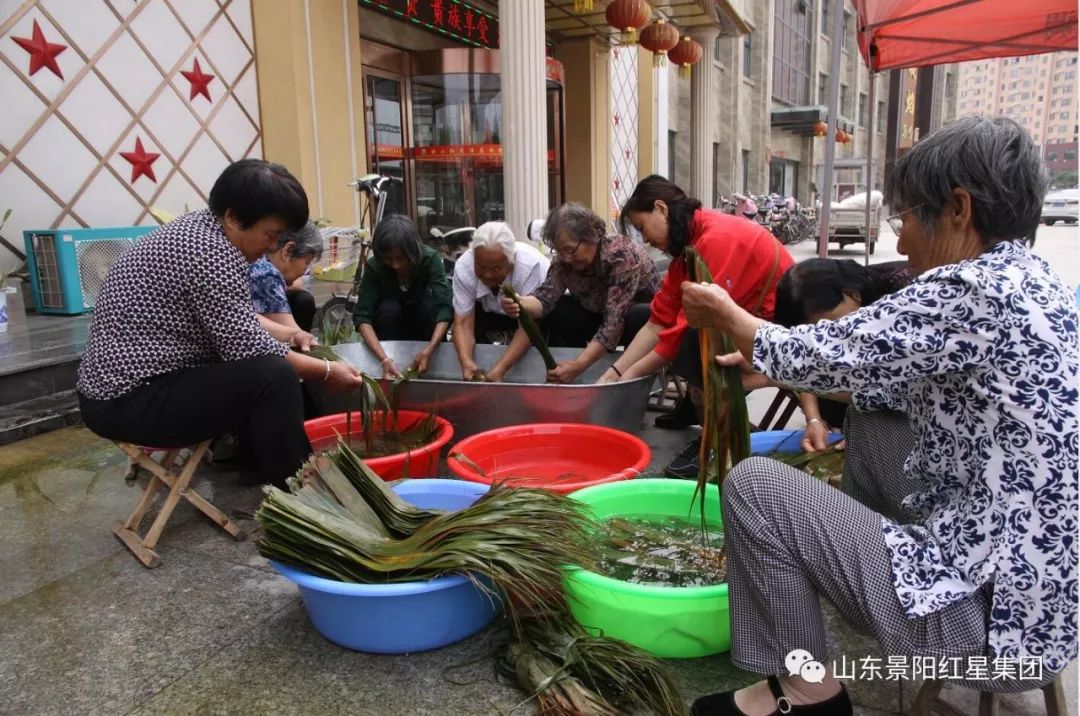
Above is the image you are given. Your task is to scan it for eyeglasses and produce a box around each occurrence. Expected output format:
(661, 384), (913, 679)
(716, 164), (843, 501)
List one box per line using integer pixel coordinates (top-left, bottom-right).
(886, 205), (922, 236)
(554, 238), (583, 259)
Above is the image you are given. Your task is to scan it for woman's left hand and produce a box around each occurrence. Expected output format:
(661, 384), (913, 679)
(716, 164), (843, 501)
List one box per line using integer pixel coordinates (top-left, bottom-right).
(714, 351), (774, 391)
(290, 330), (318, 352)
(547, 360), (584, 384)
(411, 348), (434, 374)
(682, 282), (734, 330)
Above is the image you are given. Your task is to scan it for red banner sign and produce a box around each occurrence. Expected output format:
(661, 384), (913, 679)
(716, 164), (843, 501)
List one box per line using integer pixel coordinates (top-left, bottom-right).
(360, 0), (499, 49)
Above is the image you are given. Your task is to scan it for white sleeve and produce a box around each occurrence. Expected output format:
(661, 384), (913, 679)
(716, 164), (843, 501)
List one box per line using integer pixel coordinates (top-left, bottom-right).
(452, 256), (476, 316)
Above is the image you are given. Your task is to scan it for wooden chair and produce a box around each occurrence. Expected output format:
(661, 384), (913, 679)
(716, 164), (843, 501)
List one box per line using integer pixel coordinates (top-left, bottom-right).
(113, 440), (242, 568)
(908, 675), (1067, 716)
(649, 367), (688, 412)
(755, 388), (801, 431)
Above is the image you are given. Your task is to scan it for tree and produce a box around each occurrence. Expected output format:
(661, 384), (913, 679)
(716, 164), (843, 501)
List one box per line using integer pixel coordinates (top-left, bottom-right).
(1050, 170), (1078, 189)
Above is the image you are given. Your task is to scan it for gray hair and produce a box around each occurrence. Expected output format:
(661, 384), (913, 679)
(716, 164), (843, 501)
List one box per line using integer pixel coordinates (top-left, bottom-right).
(541, 202), (606, 250)
(276, 220), (324, 260)
(470, 221), (517, 262)
(884, 116), (1047, 246)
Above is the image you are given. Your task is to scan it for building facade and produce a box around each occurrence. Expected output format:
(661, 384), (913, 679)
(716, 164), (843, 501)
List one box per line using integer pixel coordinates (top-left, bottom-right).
(955, 51), (1079, 180)
(666, 0), (907, 208)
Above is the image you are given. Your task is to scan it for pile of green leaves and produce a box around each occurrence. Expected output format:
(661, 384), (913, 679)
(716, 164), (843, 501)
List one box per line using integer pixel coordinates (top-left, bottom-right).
(256, 441), (685, 714)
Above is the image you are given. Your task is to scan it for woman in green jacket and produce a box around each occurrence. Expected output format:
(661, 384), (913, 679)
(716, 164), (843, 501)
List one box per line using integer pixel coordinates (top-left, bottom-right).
(352, 215), (452, 377)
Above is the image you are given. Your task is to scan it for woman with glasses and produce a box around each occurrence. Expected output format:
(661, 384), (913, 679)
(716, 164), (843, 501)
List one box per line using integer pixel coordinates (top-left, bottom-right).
(680, 116), (1075, 716)
(603, 174), (795, 479)
(502, 202), (659, 384)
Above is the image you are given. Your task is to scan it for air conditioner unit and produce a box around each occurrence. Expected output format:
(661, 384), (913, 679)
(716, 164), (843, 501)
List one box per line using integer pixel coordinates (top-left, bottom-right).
(23, 226), (156, 315)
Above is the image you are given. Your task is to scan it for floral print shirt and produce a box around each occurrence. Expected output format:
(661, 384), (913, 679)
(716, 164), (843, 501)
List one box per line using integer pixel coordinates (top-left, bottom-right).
(533, 234), (659, 350)
(249, 258), (290, 314)
(753, 240), (1078, 674)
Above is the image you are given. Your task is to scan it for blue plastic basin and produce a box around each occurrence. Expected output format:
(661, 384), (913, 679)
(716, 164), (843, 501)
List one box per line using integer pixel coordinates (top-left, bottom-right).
(271, 479), (499, 654)
(750, 429), (843, 455)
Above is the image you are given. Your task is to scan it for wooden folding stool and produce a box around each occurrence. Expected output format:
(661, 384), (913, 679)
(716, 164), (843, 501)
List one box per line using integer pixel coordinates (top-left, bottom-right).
(112, 440), (242, 568)
(907, 674), (1067, 716)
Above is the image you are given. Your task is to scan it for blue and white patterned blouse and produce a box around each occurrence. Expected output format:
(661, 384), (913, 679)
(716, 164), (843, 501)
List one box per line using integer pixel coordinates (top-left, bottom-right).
(754, 240), (1078, 674)
(248, 258), (290, 315)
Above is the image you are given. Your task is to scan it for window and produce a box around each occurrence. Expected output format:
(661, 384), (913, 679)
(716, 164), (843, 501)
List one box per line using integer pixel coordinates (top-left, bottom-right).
(821, 0), (830, 36)
(858, 92), (868, 126)
(819, 72), (829, 104)
(668, 131), (677, 181)
(877, 100), (885, 133)
(841, 10), (851, 50)
(1047, 152), (1059, 162)
(714, 35), (722, 62)
(743, 32), (752, 77)
(840, 83), (850, 116)
(772, 0), (813, 104)
(742, 149), (751, 193)
(1067, 149), (1077, 161)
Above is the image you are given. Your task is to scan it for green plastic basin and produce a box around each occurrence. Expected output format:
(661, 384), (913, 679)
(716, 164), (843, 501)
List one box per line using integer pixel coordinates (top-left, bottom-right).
(565, 478), (729, 659)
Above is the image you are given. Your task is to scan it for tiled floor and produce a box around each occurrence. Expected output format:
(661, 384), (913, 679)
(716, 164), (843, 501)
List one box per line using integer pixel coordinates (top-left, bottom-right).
(0, 423), (1074, 716)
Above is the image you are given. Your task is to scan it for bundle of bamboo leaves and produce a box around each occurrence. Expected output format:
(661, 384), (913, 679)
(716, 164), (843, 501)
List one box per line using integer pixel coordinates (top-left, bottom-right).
(501, 284), (556, 371)
(684, 247), (752, 524)
(255, 441), (685, 714)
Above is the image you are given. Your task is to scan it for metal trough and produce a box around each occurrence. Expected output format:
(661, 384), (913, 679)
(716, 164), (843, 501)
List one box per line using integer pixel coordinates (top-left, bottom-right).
(317, 341), (654, 440)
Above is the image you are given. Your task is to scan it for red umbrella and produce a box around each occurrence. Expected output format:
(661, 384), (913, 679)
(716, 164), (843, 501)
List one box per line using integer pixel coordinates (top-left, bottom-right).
(855, 0), (1078, 71)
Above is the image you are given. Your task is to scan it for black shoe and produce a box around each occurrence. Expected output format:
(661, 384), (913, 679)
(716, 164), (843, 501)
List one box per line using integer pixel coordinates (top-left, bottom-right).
(691, 676), (852, 716)
(664, 437), (704, 479)
(655, 395), (696, 429)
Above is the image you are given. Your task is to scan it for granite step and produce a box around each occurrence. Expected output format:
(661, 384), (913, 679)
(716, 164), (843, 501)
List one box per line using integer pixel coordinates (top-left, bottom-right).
(0, 389), (82, 446)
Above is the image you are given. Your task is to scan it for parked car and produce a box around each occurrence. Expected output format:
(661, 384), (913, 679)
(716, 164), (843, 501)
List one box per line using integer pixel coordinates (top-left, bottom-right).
(1041, 188), (1079, 225)
(822, 190), (882, 254)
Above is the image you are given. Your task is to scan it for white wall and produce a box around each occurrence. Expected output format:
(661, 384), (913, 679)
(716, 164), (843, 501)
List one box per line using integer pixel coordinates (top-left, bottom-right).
(0, 0), (262, 276)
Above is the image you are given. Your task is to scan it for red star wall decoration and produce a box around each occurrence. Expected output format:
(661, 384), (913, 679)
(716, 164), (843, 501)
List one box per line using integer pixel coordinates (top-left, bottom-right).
(120, 137), (160, 184)
(12, 19), (67, 79)
(180, 58), (215, 102)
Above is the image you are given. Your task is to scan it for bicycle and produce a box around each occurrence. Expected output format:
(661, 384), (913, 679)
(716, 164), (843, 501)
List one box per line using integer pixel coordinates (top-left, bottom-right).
(310, 174), (401, 345)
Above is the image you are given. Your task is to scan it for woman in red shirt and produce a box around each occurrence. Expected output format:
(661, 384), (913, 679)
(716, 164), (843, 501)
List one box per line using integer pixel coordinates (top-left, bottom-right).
(602, 175), (794, 477)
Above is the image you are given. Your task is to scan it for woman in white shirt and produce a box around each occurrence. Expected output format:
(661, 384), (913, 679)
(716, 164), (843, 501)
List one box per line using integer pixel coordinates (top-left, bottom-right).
(682, 116), (1076, 716)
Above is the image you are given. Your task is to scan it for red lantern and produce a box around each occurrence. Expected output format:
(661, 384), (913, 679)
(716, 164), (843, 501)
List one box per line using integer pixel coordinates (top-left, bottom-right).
(606, 0), (651, 46)
(640, 19), (680, 67)
(844, 129), (854, 144)
(812, 121), (828, 137)
(834, 129), (845, 143)
(668, 36), (703, 78)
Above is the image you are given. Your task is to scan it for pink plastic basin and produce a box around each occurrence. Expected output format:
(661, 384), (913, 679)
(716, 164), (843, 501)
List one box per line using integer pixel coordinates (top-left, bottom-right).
(304, 410), (454, 480)
(446, 423), (651, 494)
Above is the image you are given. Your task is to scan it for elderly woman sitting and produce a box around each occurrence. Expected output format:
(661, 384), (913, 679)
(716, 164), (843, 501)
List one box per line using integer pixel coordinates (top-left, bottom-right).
(249, 221), (323, 347)
(451, 221), (550, 382)
(353, 214), (453, 378)
(506, 202), (658, 384)
(681, 116), (1076, 715)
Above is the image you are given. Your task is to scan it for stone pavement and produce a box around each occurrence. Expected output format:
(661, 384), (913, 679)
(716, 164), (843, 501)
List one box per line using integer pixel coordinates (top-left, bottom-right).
(1, 422), (1075, 716)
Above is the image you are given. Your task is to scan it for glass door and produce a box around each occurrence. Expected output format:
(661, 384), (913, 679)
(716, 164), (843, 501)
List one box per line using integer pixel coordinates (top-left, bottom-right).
(364, 71), (408, 218)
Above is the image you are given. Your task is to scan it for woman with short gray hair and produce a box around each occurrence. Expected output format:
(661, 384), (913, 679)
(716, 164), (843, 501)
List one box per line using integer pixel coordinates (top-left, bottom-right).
(451, 221), (550, 382)
(506, 202), (658, 384)
(681, 116), (1075, 715)
(249, 220), (324, 345)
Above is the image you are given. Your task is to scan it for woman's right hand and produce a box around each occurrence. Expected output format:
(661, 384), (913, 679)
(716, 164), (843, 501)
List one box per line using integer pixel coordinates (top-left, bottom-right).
(462, 360), (480, 381)
(500, 296), (520, 318)
(801, 419), (831, 453)
(381, 358), (402, 379)
(596, 368), (620, 384)
(325, 361), (364, 391)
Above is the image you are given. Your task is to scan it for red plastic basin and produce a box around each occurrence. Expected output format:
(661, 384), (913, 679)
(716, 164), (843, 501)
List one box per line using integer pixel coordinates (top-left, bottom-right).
(304, 410), (454, 481)
(446, 423), (651, 494)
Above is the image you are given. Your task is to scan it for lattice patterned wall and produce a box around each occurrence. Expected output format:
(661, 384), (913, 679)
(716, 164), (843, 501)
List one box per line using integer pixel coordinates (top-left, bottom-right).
(0, 0), (261, 270)
(609, 45), (639, 225)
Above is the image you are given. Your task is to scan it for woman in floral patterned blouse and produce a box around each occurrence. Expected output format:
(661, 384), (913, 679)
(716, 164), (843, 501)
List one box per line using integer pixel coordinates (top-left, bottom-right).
(682, 117), (1076, 716)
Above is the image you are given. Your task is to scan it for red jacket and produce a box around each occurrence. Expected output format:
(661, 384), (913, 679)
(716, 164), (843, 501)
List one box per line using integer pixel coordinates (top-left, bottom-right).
(650, 209), (794, 360)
